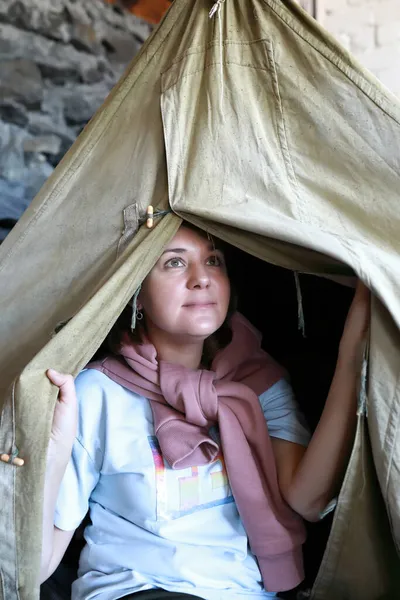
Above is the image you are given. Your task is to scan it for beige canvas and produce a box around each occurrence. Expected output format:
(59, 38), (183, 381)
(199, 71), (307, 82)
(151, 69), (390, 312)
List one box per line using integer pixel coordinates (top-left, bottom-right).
(1, 0), (400, 598)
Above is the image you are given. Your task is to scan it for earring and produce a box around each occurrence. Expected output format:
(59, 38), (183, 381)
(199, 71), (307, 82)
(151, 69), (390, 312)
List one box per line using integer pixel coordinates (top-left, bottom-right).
(130, 285), (142, 331)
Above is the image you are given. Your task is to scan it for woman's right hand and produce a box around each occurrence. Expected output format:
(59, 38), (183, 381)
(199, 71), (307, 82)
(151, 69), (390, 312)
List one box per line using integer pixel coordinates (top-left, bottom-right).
(46, 369), (78, 458)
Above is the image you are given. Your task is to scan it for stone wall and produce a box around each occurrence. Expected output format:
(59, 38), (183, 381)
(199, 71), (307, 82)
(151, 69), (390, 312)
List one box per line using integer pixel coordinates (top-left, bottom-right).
(321, 0), (400, 97)
(0, 0), (151, 241)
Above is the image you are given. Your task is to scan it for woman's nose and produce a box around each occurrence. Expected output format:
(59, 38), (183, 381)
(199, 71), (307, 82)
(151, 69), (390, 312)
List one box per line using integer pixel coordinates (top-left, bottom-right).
(187, 265), (210, 289)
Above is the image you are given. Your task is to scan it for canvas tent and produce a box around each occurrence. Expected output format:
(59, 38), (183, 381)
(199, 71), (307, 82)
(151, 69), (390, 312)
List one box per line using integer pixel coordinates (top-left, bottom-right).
(1, 0), (400, 598)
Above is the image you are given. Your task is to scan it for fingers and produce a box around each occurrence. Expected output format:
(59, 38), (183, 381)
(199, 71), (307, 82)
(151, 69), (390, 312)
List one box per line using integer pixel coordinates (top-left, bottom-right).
(47, 370), (78, 451)
(339, 279), (371, 359)
(46, 369), (75, 401)
(353, 280), (371, 316)
(354, 279), (371, 299)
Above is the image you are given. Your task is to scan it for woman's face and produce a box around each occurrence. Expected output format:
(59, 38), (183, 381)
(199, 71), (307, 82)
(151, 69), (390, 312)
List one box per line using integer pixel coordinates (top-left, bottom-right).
(138, 226), (231, 343)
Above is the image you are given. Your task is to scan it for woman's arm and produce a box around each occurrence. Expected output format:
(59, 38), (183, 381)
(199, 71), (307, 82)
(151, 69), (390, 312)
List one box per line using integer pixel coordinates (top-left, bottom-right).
(40, 370), (78, 583)
(272, 281), (370, 522)
(40, 459), (75, 582)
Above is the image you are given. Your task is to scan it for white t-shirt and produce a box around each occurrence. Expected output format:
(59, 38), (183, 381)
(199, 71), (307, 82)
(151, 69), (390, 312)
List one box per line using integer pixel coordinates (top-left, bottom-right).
(55, 369), (310, 600)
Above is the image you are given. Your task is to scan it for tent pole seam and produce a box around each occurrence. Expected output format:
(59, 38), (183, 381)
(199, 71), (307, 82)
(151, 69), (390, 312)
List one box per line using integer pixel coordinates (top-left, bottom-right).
(265, 40), (307, 224)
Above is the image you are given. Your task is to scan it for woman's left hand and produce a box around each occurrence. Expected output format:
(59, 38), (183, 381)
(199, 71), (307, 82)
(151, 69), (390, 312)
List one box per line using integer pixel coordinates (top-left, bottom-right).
(338, 280), (371, 367)
(276, 280), (371, 521)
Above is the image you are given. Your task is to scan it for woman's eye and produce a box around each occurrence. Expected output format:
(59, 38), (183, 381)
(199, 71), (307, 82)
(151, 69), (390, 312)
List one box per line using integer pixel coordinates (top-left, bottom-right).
(165, 257), (185, 268)
(207, 255), (223, 267)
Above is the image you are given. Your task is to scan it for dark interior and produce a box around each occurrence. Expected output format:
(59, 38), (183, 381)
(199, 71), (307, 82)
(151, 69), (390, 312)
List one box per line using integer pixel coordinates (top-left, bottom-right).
(224, 242), (353, 596)
(41, 237), (354, 600)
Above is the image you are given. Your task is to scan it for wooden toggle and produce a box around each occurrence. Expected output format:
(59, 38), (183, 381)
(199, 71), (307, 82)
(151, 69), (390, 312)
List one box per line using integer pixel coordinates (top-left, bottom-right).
(0, 453), (24, 467)
(146, 205), (154, 229)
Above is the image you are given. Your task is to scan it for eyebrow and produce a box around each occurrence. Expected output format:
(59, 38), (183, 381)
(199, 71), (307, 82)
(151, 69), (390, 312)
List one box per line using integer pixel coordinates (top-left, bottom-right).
(161, 248), (186, 255)
(162, 244), (217, 256)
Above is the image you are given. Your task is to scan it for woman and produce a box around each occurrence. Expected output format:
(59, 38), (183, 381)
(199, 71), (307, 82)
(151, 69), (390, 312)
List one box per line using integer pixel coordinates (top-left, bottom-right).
(41, 224), (370, 600)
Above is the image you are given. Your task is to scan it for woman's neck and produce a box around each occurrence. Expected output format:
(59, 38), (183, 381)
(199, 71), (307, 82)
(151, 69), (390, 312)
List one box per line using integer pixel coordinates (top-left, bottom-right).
(146, 324), (204, 370)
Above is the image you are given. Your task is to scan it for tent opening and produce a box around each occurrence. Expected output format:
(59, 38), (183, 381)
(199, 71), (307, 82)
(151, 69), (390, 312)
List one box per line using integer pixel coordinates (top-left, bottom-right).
(41, 230), (355, 599)
(223, 240), (354, 594)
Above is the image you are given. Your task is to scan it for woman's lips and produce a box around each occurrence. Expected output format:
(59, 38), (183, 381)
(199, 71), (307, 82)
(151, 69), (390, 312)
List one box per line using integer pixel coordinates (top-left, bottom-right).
(183, 302), (216, 308)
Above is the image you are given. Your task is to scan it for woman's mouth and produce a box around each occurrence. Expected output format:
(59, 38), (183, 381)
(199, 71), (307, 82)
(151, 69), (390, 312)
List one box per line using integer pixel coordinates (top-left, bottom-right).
(183, 302), (216, 308)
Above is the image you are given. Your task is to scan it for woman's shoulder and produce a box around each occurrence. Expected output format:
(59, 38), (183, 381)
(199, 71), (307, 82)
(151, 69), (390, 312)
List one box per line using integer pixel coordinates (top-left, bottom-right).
(76, 367), (118, 390)
(73, 369), (120, 423)
(259, 378), (310, 447)
(74, 367), (152, 444)
(75, 367), (145, 411)
(258, 377), (294, 407)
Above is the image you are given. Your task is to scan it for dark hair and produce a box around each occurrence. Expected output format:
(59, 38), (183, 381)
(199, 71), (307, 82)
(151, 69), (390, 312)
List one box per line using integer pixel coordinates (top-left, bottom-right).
(108, 223), (236, 367)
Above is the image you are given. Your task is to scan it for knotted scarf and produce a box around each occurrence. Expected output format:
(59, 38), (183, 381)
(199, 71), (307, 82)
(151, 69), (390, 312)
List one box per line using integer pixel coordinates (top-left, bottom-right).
(89, 312), (306, 592)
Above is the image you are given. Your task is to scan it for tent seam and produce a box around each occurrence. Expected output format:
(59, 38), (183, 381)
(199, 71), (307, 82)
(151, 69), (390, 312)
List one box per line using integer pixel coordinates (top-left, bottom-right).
(162, 38), (276, 71)
(382, 377), (400, 497)
(11, 382), (20, 600)
(0, 383), (19, 599)
(161, 58), (271, 93)
(13, 461), (20, 600)
(172, 86), (184, 201)
(265, 39), (307, 224)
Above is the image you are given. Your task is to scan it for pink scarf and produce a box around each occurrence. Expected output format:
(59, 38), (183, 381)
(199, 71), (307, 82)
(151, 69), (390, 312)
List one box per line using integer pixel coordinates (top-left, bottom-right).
(89, 312), (306, 592)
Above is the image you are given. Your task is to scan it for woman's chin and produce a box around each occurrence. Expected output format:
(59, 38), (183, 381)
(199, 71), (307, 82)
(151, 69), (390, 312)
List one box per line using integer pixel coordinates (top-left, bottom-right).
(183, 317), (222, 339)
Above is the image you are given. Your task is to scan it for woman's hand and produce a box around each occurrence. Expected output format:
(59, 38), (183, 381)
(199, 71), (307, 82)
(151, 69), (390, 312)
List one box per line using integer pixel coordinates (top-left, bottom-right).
(338, 280), (371, 368)
(275, 280), (371, 520)
(46, 369), (78, 459)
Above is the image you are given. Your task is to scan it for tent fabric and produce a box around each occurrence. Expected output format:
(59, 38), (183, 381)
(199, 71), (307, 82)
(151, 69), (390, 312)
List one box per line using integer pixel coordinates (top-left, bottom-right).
(1, 0), (400, 598)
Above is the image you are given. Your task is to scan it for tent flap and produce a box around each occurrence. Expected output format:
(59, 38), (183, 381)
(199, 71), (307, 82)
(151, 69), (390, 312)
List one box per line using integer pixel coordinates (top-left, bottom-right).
(311, 413), (400, 599)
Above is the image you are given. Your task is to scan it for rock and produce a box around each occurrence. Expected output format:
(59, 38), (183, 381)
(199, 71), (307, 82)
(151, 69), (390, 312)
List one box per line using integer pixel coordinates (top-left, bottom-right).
(0, 101), (29, 127)
(70, 22), (101, 53)
(0, 59), (43, 107)
(122, 14), (152, 42)
(23, 135), (62, 155)
(23, 153), (54, 200)
(0, 178), (28, 243)
(0, 23), (109, 83)
(86, 1), (151, 43)
(41, 85), (66, 124)
(64, 1), (91, 27)
(64, 1), (103, 54)
(51, 80), (113, 124)
(0, 0), (70, 42)
(84, 0), (127, 31)
(27, 111), (76, 145)
(0, 178), (27, 221)
(97, 3), (151, 42)
(98, 24), (141, 64)
(0, 121), (29, 181)
(0, 0), (151, 47)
